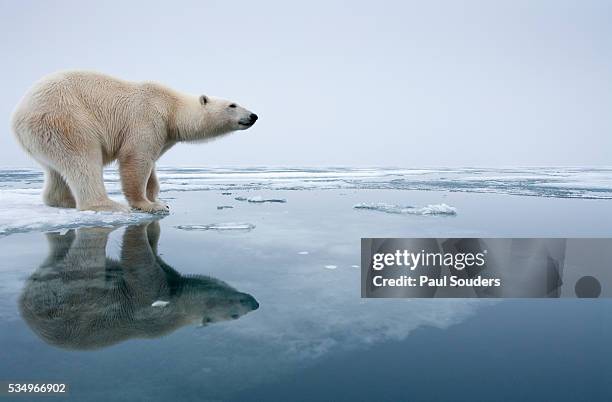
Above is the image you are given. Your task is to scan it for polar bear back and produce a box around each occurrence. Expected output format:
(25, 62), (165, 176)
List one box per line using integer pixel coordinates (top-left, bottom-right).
(12, 71), (175, 164)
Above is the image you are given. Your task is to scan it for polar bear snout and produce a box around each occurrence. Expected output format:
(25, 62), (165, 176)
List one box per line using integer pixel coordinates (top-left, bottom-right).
(238, 112), (258, 129)
(199, 292), (259, 326)
(239, 294), (260, 310)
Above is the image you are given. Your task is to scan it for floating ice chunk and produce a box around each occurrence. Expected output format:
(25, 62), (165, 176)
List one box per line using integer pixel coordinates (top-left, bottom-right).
(216, 205), (234, 210)
(176, 223), (256, 231)
(413, 203), (457, 215)
(354, 202), (457, 216)
(248, 196), (286, 203)
(298, 251), (309, 255)
(235, 195), (287, 203)
(351, 265), (360, 268)
(324, 265), (337, 270)
(151, 300), (170, 307)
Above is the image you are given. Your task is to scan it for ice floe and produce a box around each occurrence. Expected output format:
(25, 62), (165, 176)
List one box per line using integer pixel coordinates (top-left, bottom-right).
(324, 265), (338, 269)
(354, 202), (457, 215)
(175, 223), (256, 231)
(151, 300), (170, 307)
(0, 189), (155, 236)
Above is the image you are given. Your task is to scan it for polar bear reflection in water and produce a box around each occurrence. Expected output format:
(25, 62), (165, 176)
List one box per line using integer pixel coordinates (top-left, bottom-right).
(19, 221), (259, 350)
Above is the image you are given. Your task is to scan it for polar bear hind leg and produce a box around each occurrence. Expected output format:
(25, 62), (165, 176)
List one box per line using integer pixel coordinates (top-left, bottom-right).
(42, 167), (76, 208)
(56, 151), (129, 213)
(15, 111), (129, 213)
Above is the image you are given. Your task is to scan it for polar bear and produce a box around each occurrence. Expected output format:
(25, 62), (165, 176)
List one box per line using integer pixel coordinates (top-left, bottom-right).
(11, 71), (258, 213)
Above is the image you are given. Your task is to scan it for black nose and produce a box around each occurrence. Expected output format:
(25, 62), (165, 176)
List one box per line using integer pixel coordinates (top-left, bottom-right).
(240, 295), (259, 310)
(250, 113), (258, 122)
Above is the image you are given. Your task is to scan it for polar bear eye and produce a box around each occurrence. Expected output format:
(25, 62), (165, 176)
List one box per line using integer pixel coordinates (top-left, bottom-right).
(229, 103), (237, 108)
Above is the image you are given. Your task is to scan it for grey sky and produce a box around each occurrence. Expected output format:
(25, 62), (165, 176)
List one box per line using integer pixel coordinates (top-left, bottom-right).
(1, 0), (611, 167)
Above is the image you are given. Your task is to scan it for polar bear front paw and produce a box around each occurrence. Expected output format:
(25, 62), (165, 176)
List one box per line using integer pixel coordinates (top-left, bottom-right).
(131, 201), (170, 214)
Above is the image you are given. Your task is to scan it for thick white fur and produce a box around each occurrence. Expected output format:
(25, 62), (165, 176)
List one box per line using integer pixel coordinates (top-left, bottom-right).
(11, 71), (256, 213)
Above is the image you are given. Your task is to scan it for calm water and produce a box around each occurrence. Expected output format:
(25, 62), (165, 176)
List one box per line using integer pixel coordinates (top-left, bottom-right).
(1, 169), (612, 401)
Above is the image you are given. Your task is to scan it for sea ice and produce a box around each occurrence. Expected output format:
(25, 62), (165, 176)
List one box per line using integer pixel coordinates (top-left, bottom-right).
(151, 300), (170, 307)
(4, 167), (612, 201)
(354, 202), (457, 216)
(2, 166), (611, 236)
(148, 167), (612, 198)
(235, 195), (287, 203)
(0, 189), (155, 236)
(175, 223), (256, 231)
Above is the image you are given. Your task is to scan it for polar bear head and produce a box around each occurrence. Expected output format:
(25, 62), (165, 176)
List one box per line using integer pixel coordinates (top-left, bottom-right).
(173, 94), (258, 142)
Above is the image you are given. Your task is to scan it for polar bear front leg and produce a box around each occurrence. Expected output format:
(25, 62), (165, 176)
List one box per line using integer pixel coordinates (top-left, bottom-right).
(119, 156), (169, 214)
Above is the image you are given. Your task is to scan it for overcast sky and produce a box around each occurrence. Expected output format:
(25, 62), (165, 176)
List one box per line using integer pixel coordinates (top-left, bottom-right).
(1, 0), (611, 167)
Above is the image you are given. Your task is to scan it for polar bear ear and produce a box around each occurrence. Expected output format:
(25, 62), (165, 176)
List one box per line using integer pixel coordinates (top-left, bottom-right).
(199, 95), (209, 106)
